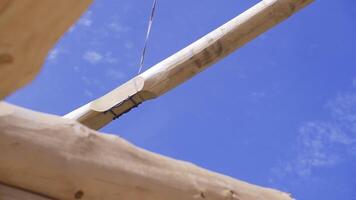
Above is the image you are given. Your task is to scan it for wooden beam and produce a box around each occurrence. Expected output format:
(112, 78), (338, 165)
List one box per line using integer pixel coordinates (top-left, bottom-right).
(65, 0), (314, 130)
(0, 183), (52, 200)
(0, 0), (92, 99)
(0, 102), (293, 200)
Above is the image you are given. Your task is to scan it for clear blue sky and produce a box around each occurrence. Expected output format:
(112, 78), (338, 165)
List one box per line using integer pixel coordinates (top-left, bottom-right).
(7, 0), (356, 199)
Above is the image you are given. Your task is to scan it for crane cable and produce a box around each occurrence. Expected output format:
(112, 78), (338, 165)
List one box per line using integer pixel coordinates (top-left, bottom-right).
(137, 0), (158, 75)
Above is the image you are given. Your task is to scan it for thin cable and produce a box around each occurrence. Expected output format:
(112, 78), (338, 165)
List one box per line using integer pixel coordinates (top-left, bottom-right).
(138, 0), (157, 75)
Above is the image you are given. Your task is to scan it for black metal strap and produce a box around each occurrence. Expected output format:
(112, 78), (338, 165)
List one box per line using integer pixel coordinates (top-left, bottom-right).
(104, 96), (141, 120)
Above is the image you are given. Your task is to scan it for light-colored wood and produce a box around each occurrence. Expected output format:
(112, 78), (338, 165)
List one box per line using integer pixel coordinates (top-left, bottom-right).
(0, 102), (293, 200)
(65, 0), (314, 130)
(0, 0), (92, 99)
(0, 183), (52, 200)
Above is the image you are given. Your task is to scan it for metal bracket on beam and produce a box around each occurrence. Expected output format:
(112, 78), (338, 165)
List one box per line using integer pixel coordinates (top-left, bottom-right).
(105, 96), (141, 120)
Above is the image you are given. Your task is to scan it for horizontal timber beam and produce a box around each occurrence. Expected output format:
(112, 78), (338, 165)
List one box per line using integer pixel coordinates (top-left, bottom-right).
(0, 102), (293, 200)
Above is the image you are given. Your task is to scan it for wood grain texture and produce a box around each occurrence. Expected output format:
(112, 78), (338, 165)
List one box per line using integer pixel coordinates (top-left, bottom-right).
(0, 183), (52, 200)
(0, 102), (293, 200)
(65, 0), (314, 130)
(0, 0), (92, 99)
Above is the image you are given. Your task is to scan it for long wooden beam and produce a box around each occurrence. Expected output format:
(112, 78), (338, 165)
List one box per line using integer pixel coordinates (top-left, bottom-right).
(65, 0), (314, 130)
(0, 102), (293, 200)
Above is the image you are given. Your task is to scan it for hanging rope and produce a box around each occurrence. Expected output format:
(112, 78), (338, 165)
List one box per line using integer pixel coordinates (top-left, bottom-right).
(137, 0), (157, 75)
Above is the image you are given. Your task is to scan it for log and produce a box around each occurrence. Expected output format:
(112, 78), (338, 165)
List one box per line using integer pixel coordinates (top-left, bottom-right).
(0, 183), (52, 200)
(0, 0), (92, 99)
(0, 102), (293, 200)
(65, 0), (314, 130)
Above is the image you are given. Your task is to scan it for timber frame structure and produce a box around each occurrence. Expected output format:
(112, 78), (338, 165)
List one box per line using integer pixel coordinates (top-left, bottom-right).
(0, 0), (313, 199)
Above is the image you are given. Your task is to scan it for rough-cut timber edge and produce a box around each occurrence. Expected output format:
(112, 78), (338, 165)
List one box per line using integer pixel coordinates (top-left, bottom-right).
(65, 0), (314, 130)
(0, 183), (52, 200)
(0, 102), (293, 200)
(0, 0), (92, 99)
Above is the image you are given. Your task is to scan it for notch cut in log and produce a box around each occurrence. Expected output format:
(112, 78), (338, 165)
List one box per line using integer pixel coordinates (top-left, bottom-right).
(65, 0), (314, 130)
(0, 102), (293, 200)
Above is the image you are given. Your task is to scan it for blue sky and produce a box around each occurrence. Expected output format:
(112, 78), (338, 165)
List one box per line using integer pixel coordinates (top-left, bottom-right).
(6, 0), (356, 199)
